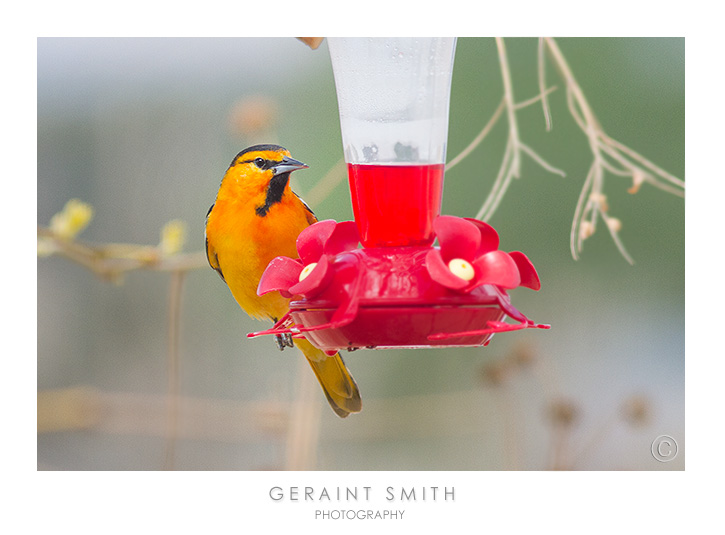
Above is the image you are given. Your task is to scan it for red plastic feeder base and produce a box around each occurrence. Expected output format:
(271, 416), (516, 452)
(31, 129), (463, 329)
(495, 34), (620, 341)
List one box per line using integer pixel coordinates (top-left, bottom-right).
(290, 305), (505, 350)
(251, 217), (549, 352)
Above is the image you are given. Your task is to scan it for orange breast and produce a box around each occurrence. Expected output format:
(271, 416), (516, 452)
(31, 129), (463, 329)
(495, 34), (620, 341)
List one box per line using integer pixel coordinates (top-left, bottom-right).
(207, 189), (313, 321)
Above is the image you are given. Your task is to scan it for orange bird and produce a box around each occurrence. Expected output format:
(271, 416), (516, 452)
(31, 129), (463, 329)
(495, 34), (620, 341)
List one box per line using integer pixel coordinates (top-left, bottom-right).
(205, 144), (362, 417)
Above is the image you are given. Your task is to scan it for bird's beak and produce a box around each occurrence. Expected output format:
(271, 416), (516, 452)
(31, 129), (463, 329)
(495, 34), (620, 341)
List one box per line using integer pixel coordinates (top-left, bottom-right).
(273, 156), (309, 175)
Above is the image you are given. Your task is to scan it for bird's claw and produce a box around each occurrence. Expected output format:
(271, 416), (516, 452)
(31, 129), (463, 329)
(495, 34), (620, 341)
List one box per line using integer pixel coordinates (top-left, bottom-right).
(275, 333), (294, 351)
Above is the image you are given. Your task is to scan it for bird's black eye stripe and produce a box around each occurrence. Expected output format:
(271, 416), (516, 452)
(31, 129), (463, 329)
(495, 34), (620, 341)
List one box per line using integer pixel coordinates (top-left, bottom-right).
(236, 157), (272, 170)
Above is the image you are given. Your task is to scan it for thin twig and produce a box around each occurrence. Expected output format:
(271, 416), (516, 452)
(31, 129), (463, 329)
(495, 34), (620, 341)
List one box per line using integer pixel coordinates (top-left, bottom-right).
(301, 158), (348, 207)
(543, 37), (684, 263)
(475, 38), (566, 223)
(571, 162), (596, 260)
(496, 381), (521, 471)
(538, 37), (553, 132)
(285, 357), (322, 470)
(163, 270), (185, 470)
(476, 140), (514, 220)
(601, 133), (685, 190)
(38, 225), (207, 280)
(601, 210), (634, 264)
(497, 37), (522, 180)
(550, 421), (572, 470)
(447, 85), (558, 173)
(567, 406), (620, 470)
(520, 142), (567, 177)
(447, 98), (505, 171)
(514, 85), (558, 111)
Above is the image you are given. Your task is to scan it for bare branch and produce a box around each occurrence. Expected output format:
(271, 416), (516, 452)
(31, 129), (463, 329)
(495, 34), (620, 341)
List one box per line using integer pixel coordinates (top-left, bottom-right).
(538, 37), (553, 131)
(476, 140), (514, 221)
(520, 142), (566, 177)
(474, 38), (566, 222)
(38, 225), (207, 281)
(301, 158), (348, 207)
(164, 270), (185, 470)
(496, 37), (522, 179)
(447, 85), (558, 173)
(514, 85), (558, 110)
(570, 161), (596, 260)
(447, 98), (505, 171)
(543, 37), (684, 262)
(601, 133), (685, 190)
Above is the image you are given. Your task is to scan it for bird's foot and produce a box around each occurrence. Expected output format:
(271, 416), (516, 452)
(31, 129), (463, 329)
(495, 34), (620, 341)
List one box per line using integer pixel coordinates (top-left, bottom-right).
(275, 333), (295, 351)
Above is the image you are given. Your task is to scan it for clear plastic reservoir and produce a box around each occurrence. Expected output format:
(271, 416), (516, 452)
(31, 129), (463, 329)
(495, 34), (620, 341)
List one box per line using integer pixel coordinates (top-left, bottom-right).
(328, 37), (457, 247)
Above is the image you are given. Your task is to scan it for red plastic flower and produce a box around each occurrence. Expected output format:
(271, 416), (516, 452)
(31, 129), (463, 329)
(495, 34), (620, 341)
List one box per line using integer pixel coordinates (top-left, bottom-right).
(425, 215), (541, 293)
(257, 220), (360, 299)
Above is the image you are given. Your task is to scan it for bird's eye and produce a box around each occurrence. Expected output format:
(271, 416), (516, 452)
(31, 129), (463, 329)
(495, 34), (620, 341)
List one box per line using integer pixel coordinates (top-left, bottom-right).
(254, 158), (266, 169)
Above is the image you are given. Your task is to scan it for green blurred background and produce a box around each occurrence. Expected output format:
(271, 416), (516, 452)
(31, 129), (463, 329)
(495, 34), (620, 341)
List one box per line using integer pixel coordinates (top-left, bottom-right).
(37, 37), (684, 470)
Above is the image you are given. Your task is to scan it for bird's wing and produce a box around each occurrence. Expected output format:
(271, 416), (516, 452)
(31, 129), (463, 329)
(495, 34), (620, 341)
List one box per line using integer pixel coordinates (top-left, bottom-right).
(294, 192), (318, 225)
(205, 204), (226, 283)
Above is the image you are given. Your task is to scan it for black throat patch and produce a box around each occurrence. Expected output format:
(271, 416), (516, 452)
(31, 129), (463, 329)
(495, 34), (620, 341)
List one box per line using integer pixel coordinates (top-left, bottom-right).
(256, 172), (290, 217)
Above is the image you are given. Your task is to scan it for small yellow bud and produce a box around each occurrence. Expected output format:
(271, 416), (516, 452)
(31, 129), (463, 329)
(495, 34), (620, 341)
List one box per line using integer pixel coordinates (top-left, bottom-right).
(628, 170), (645, 194)
(589, 192), (608, 212)
(299, 262), (318, 282)
(448, 258), (475, 281)
(50, 199), (94, 240)
(579, 221), (595, 241)
(606, 217), (622, 233)
(159, 219), (186, 256)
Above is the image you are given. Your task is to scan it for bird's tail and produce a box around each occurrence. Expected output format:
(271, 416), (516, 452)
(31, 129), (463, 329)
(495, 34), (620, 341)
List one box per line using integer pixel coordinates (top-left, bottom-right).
(294, 338), (362, 418)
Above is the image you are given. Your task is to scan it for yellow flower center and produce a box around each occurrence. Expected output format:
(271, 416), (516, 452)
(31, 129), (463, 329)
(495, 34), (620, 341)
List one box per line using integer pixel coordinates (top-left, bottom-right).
(448, 258), (475, 281)
(298, 262), (318, 282)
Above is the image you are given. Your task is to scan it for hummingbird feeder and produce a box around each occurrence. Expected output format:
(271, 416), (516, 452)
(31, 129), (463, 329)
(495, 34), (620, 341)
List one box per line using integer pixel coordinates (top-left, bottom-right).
(251, 37), (549, 351)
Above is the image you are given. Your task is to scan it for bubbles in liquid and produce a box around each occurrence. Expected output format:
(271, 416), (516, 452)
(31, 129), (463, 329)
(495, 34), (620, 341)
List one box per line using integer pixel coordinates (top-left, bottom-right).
(328, 38), (456, 165)
(394, 142), (419, 162)
(362, 144), (379, 162)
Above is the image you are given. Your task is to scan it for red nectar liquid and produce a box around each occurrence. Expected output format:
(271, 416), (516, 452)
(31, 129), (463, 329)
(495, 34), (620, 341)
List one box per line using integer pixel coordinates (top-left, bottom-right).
(347, 163), (445, 248)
